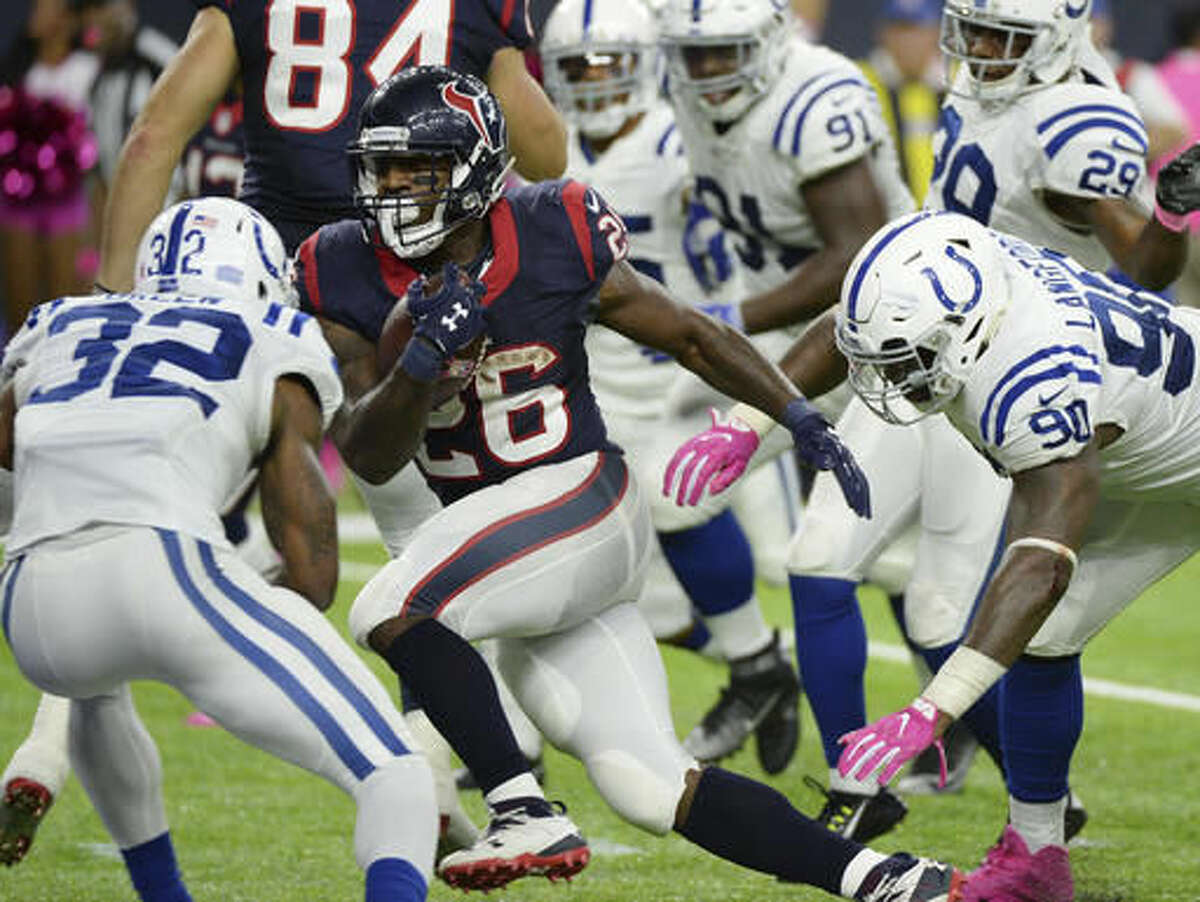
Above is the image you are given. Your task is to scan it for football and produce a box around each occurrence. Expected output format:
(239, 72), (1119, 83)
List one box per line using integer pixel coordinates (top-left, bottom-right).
(376, 272), (488, 406)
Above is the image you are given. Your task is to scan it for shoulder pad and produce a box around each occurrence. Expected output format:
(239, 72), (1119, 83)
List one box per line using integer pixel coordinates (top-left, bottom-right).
(973, 335), (1102, 474)
(1032, 84), (1148, 200)
(771, 66), (879, 179)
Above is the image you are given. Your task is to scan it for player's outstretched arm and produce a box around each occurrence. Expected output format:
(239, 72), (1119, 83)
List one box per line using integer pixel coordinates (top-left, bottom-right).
(736, 159), (888, 334)
(595, 259), (801, 419)
(836, 443), (1101, 786)
(598, 261), (870, 516)
(957, 446), (1100, 671)
(488, 47), (568, 181)
(260, 376), (339, 611)
(97, 8), (238, 291)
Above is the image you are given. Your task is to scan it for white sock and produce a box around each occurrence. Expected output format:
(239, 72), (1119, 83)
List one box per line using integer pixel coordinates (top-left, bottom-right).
(705, 600), (773, 661)
(829, 766), (881, 796)
(1009, 794), (1067, 852)
(485, 772), (544, 809)
(3, 694), (72, 794)
(840, 848), (889, 898)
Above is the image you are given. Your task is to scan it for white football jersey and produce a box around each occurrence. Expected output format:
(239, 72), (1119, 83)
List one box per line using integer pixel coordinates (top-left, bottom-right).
(926, 62), (1153, 271)
(573, 102), (738, 418)
(671, 38), (915, 312)
(4, 293), (343, 553)
(947, 233), (1200, 502)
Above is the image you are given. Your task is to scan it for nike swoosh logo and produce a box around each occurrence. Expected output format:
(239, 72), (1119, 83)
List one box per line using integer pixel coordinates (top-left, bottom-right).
(897, 713), (910, 736)
(1110, 136), (1146, 156)
(1038, 386), (1068, 406)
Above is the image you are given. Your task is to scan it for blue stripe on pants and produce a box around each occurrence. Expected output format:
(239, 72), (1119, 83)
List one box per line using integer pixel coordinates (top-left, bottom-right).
(157, 529), (378, 780)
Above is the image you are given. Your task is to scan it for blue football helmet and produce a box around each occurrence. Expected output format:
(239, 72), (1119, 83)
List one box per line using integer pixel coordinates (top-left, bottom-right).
(349, 66), (514, 259)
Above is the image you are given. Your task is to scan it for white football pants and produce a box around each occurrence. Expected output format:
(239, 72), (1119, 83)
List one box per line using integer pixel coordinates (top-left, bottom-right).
(2, 525), (436, 878)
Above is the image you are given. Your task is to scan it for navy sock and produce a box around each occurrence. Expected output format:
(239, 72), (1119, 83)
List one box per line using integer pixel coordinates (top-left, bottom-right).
(1001, 654), (1083, 801)
(365, 858), (426, 902)
(661, 615), (714, 653)
(382, 618), (529, 796)
(120, 832), (191, 902)
(658, 509), (754, 617)
(888, 593), (910, 646)
(677, 767), (860, 893)
(790, 575), (867, 766)
(399, 680), (421, 713)
(918, 641), (1005, 772)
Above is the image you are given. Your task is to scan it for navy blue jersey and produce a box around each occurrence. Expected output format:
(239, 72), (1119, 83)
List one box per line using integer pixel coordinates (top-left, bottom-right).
(181, 92), (244, 199)
(194, 0), (533, 247)
(295, 179), (628, 504)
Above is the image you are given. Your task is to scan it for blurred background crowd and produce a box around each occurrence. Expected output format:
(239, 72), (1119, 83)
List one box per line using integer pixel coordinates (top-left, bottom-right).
(1, 0), (1198, 337)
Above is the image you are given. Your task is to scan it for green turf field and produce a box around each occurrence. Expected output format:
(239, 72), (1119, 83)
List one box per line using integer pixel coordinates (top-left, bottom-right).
(2, 519), (1198, 901)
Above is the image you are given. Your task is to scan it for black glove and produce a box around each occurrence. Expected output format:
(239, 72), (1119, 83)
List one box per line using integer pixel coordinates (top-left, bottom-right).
(781, 398), (871, 518)
(400, 262), (487, 382)
(1156, 142), (1200, 217)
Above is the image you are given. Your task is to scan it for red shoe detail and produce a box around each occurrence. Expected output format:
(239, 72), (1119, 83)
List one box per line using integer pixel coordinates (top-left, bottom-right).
(439, 846), (590, 892)
(0, 778), (54, 866)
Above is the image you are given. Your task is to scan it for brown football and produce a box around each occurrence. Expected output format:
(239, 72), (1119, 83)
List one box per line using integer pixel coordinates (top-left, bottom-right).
(376, 274), (487, 406)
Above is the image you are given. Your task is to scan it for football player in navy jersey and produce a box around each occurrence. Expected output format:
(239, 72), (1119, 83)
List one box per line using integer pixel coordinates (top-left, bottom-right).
(96, 0), (568, 289)
(295, 65), (965, 902)
(179, 88), (245, 201)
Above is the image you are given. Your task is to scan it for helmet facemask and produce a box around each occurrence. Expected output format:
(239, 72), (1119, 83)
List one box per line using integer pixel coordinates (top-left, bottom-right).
(838, 321), (968, 425)
(663, 34), (778, 123)
(544, 46), (653, 140)
(941, 1), (1089, 106)
(658, 0), (791, 126)
(350, 128), (511, 259)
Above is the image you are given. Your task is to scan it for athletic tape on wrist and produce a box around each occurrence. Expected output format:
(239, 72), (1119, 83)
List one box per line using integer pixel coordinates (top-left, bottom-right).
(727, 402), (777, 439)
(923, 646), (1007, 720)
(1004, 536), (1079, 573)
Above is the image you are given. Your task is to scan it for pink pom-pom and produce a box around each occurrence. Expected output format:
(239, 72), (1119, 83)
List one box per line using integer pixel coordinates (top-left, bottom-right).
(0, 88), (97, 206)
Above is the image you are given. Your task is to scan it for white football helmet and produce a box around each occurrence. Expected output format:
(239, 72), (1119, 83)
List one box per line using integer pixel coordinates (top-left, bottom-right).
(941, 0), (1093, 105)
(134, 197), (292, 306)
(541, 0), (657, 140)
(836, 211), (1010, 424)
(658, 0), (792, 124)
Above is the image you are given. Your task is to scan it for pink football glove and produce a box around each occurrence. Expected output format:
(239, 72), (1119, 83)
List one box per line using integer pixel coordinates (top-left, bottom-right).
(837, 698), (947, 787)
(662, 408), (760, 506)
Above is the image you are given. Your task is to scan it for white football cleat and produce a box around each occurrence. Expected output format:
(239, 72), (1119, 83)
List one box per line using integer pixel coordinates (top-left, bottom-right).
(437, 798), (589, 892)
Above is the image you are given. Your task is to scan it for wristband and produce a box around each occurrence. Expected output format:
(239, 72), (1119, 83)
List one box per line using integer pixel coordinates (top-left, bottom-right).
(923, 646), (1007, 719)
(398, 336), (444, 383)
(1154, 203), (1190, 234)
(1004, 536), (1078, 573)
(727, 402), (778, 439)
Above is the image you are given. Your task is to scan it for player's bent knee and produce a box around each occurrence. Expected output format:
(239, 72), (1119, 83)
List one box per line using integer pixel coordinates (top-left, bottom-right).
(648, 488), (730, 533)
(785, 520), (862, 580)
(584, 750), (689, 836)
(349, 563), (410, 648)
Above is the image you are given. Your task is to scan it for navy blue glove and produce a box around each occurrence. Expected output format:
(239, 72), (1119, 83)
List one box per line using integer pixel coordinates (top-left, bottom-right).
(400, 262), (487, 382)
(782, 397), (871, 518)
(683, 201), (733, 292)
